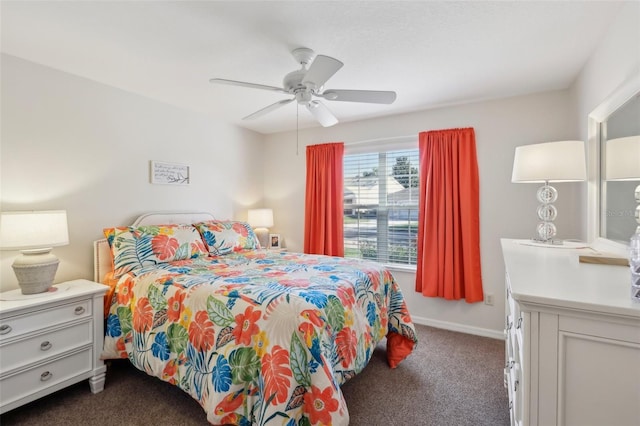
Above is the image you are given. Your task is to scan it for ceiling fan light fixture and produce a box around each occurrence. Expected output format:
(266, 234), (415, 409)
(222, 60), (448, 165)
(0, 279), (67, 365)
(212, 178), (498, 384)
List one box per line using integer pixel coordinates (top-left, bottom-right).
(306, 100), (338, 127)
(209, 47), (396, 127)
(295, 90), (312, 104)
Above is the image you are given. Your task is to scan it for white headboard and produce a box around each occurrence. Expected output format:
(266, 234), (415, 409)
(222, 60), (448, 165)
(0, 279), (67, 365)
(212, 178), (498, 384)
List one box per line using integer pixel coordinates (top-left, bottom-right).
(93, 211), (216, 284)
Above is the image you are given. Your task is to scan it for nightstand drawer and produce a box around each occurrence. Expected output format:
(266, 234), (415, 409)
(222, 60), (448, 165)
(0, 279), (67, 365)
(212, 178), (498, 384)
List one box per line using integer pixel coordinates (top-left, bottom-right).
(0, 348), (92, 407)
(0, 321), (92, 372)
(0, 299), (91, 341)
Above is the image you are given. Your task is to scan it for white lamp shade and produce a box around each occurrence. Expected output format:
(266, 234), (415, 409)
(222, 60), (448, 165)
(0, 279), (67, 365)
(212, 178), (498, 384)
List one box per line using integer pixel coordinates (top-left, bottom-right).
(0, 210), (69, 250)
(247, 209), (274, 228)
(605, 135), (640, 181)
(512, 140), (587, 183)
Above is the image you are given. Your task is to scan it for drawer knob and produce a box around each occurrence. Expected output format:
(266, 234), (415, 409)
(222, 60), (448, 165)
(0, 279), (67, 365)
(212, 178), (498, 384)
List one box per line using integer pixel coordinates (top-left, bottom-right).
(0, 324), (12, 335)
(74, 306), (85, 315)
(40, 371), (53, 381)
(40, 341), (52, 351)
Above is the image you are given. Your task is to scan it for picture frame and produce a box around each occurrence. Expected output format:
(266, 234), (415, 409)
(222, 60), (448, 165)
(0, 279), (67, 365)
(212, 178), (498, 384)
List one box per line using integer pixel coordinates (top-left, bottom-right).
(269, 233), (281, 249)
(150, 161), (190, 185)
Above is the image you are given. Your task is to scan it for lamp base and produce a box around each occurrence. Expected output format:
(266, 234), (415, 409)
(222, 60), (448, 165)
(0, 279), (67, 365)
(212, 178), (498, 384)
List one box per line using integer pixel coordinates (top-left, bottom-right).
(12, 250), (59, 294)
(254, 228), (269, 250)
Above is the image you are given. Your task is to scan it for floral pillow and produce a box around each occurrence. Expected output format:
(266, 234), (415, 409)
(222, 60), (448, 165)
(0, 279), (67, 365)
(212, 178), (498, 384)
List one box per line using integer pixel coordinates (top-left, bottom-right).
(104, 224), (208, 278)
(193, 220), (260, 255)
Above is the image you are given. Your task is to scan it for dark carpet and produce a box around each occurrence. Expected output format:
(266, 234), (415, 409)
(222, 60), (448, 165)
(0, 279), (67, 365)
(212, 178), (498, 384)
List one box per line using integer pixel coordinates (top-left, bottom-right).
(0, 325), (509, 425)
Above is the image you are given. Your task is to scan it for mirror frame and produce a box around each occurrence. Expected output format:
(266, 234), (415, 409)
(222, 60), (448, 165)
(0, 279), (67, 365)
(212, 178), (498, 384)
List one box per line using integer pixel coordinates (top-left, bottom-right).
(587, 73), (640, 247)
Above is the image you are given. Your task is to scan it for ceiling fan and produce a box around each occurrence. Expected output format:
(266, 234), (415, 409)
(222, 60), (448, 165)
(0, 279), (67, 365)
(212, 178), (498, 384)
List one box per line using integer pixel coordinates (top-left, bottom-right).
(209, 47), (397, 127)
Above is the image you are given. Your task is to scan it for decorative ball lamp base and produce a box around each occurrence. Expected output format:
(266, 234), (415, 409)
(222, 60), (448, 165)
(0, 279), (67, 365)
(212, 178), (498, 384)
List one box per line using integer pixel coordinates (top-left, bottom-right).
(11, 249), (60, 294)
(533, 182), (562, 244)
(254, 228), (269, 250)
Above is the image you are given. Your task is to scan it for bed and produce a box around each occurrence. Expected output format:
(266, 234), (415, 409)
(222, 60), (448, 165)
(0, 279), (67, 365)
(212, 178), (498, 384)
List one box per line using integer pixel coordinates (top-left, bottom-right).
(96, 212), (417, 426)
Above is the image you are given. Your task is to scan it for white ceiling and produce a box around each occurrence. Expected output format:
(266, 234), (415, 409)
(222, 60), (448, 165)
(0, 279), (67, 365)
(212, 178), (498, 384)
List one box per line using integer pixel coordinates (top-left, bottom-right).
(0, 1), (624, 135)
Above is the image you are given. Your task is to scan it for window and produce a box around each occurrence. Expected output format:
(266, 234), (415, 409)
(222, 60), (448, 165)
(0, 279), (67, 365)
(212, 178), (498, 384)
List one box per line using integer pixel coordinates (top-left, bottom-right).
(344, 147), (419, 266)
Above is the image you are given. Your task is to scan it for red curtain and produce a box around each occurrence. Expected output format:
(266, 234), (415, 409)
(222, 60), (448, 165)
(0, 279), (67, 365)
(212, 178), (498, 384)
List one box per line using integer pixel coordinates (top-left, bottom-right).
(415, 128), (483, 302)
(304, 142), (345, 256)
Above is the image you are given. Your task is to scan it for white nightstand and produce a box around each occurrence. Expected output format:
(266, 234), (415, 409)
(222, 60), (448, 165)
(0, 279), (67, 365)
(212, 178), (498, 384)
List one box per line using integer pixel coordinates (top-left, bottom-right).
(0, 279), (108, 414)
(268, 248), (288, 253)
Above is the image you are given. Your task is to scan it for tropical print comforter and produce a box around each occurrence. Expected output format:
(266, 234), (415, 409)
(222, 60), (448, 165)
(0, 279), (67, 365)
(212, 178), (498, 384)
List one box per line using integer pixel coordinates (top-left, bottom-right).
(102, 250), (417, 426)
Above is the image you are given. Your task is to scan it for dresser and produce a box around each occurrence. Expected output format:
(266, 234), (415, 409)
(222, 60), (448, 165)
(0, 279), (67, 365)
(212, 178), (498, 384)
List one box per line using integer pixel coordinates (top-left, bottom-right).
(501, 239), (640, 426)
(0, 279), (108, 414)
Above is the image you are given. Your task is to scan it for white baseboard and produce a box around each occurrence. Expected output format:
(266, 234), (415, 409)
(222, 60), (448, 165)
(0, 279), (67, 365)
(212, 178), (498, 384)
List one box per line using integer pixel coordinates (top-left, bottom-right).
(411, 315), (505, 340)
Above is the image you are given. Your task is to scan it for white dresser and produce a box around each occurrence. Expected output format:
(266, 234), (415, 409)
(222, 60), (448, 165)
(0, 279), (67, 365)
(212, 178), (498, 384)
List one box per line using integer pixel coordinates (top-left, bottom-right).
(501, 239), (640, 426)
(0, 279), (108, 414)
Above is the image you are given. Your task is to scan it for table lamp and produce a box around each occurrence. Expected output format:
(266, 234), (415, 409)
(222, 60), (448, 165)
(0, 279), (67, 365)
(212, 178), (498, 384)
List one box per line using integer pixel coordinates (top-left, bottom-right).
(511, 140), (586, 244)
(0, 210), (69, 294)
(248, 208), (273, 249)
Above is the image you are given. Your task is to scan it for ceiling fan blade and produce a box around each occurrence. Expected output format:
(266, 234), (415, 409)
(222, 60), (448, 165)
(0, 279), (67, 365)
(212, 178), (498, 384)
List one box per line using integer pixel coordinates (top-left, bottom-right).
(209, 78), (286, 94)
(243, 98), (295, 120)
(306, 101), (338, 127)
(321, 89), (397, 104)
(302, 55), (344, 88)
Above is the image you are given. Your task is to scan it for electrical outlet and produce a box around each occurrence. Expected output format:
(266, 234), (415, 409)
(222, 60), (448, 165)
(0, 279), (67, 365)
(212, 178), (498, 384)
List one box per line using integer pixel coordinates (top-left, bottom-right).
(484, 293), (494, 305)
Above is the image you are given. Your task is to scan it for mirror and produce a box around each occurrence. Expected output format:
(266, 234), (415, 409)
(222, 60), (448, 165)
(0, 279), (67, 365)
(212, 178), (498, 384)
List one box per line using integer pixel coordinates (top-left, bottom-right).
(601, 94), (640, 243)
(588, 74), (640, 245)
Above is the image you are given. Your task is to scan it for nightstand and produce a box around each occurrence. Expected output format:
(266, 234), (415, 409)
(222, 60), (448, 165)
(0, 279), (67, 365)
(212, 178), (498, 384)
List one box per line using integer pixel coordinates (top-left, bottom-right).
(0, 279), (108, 414)
(268, 248), (288, 253)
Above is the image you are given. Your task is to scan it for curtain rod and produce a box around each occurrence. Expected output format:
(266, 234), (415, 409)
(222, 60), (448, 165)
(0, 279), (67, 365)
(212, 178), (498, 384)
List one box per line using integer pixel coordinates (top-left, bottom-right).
(344, 134), (416, 147)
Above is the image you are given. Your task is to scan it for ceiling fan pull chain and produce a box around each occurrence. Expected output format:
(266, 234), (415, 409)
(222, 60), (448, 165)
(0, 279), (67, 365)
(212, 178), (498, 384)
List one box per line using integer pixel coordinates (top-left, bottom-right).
(296, 103), (299, 156)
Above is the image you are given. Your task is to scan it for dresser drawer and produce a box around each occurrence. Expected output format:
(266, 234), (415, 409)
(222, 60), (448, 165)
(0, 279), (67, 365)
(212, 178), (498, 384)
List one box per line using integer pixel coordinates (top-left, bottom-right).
(0, 348), (92, 407)
(0, 299), (91, 341)
(0, 321), (92, 372)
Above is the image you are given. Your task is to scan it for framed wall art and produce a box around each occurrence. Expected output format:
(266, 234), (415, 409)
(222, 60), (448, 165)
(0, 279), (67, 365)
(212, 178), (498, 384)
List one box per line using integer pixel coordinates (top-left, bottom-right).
(150, 161), (190, 185)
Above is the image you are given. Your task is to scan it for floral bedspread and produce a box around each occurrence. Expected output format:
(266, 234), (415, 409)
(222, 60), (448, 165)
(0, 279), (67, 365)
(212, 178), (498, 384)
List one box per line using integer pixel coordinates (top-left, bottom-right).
(102, 250), (417, 426)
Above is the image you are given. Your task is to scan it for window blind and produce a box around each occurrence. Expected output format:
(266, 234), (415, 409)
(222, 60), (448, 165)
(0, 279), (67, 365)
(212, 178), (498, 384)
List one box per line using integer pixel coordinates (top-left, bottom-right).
(343, 148), (419, 266)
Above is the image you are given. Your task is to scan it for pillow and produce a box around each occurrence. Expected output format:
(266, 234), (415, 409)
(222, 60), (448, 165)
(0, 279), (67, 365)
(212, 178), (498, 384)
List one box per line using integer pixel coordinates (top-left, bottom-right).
(194, 220), (260, 255)
(103, 224), (208, 278)
(102, 271), (120, 319)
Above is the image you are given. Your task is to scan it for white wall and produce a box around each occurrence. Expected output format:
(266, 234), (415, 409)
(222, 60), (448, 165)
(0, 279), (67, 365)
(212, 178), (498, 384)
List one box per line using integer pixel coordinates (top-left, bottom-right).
(262, 90), (578, 337)
(0, 54), (265, 291)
